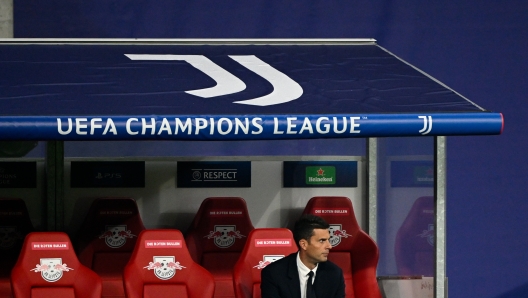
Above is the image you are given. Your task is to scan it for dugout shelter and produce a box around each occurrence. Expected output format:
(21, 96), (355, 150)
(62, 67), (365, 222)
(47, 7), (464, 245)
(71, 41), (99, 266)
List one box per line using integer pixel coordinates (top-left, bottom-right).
(0, 39), (503, 298)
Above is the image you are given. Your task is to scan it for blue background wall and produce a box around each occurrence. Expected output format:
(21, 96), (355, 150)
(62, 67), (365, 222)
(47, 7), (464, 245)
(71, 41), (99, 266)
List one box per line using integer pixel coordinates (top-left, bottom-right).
(14, 1), (528, 297)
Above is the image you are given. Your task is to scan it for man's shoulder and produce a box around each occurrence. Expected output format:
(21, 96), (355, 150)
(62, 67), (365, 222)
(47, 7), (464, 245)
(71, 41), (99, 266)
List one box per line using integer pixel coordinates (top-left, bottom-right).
(262, 252), (296, 273)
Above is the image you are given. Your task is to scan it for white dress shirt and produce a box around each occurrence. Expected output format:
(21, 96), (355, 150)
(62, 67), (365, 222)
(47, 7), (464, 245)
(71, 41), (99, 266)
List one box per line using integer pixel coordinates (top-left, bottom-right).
(296, 252), (318, 298)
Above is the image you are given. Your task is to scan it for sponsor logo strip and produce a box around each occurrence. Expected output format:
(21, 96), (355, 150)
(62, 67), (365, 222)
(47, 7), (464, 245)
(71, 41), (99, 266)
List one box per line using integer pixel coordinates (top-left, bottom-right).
(177, 161), (251, 188)
(255, 239), (292, 247)
(208, 209), (244, 217)
(0, 113), (503, 141)
(313, 208), (350, 215)
(32, 242), (69, 250)
(306, 166), (336, 185)
(145, 240), (183, 248)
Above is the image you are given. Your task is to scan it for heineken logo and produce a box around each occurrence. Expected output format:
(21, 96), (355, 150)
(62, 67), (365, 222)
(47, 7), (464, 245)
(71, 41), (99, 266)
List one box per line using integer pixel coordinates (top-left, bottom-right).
(414, 166), (434, 184)
(306, 166), (336, 185)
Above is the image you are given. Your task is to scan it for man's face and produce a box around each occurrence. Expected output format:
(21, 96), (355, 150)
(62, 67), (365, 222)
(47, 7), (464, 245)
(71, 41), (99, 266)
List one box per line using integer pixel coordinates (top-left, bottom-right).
(302, 228), (333, 266)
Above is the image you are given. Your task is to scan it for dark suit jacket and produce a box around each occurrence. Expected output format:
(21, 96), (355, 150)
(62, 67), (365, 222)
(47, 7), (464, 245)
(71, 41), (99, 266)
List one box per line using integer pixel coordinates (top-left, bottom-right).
(261, 252), (345, 298)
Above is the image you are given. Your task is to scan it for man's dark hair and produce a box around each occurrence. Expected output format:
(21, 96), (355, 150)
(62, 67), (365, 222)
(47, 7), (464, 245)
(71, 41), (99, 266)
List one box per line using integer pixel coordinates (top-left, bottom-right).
(293, 214), (330, 249)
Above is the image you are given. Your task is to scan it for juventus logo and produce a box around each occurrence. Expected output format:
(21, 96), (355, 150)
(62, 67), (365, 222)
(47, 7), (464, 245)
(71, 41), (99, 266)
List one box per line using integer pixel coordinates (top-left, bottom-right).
(418, 116), (433, 135)
(125, 54), (303, 107)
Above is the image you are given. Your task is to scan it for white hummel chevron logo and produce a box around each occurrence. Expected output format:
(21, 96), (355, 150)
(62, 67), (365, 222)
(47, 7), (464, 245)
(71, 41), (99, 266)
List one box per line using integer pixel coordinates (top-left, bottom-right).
(125, 54), (303, 106)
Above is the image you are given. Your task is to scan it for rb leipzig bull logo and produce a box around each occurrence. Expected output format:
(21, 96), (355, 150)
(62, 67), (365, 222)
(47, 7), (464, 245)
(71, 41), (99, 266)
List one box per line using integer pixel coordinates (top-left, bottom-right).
(253, 255), (284, 269)
(30, 258), (73, 282)
(328, 224), (352, 247)
(204, 225), (245, 248)
(99, 225), (136, 248)
(418, 224), (435, 246)
(144, 256), (185, 280)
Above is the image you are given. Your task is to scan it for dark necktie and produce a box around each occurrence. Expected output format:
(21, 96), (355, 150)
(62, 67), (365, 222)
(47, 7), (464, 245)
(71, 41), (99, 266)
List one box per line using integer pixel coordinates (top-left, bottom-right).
(307, 271), (316, 298)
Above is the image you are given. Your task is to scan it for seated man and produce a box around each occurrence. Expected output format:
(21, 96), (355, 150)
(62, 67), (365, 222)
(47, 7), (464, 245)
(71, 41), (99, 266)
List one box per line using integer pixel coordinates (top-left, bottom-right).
(261, 215), (345, 298)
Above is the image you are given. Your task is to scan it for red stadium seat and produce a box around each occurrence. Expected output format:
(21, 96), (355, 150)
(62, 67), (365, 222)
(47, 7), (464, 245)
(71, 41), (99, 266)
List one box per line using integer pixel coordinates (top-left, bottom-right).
(394, 196), (434, 276)
(185, 197), (255, 298)
(11, 232), (101, 298)
(123, 229), (215, 298)
(74, 197), (145, 298)
(233, 228), (297, 298)
(0, 198), (34, 298)
(302, 196), (382, 298)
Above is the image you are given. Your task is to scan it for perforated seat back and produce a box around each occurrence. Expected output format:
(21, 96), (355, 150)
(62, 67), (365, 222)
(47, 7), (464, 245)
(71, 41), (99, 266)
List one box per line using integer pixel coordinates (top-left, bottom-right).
(233, 228), (297, 298)
(302, 196), (381, 298)
(185, 197), (255, 298)
(395, 196), (434, 276)
(123, 229), (215, 298)
(0, 198), (34, 297)
(74, 197), (145, 297)
(303, 196), (360, 251)
(11, 232), (102, 298)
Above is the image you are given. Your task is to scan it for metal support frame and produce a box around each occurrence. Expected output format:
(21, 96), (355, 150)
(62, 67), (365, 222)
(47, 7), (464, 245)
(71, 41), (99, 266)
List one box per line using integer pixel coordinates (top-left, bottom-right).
(0, 0), (13, 38)
(46, 141), (64, 231)
(367, 137), (378, 241)
(434, 136), (447, 298)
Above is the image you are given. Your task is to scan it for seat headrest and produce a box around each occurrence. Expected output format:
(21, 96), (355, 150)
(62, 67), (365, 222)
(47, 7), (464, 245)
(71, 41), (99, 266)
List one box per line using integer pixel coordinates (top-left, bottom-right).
(16, 232), (81, 284)
(237, 228), (297, 282)
(395, 196), (435, 276)
(396, 196), (434, 247)
(0, 198), (33, 228)
(302, 197), (359, 251)
(90, 197), (141, 219)
(407, 196), (434, 218)
(76, 197), (145, 252)
(188, 197), (254, 252)
(127, 230), (196, 283)
(191, 197), (252, 226)
(0, 198), (34, 252)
